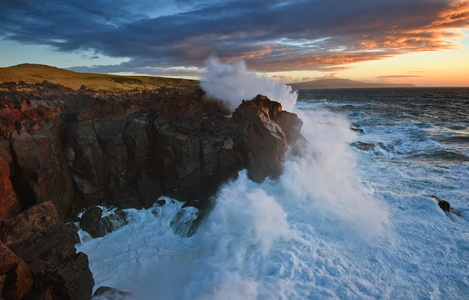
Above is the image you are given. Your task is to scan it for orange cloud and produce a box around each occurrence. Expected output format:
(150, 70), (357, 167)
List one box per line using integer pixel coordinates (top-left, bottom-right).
(429, 1), (469, 28)
(243, 2), (469, 73)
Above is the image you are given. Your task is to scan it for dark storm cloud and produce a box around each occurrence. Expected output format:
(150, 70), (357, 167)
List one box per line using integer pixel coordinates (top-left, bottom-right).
(1, 0), (468, 74)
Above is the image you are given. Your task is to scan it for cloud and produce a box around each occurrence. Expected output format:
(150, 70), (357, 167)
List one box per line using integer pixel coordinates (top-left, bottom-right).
(1, 0), (468, 74)
(67, 64), (204, 78)
(270, 74), (296, 83)
(315, 73), (338, 80)
(376, 75), (424, 78)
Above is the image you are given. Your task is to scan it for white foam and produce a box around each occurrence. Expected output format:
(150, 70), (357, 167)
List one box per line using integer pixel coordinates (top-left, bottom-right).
(77, 97), (469, 300)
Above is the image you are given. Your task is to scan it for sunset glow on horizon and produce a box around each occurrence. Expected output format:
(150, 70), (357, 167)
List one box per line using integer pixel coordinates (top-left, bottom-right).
(0, 0), (468, 87)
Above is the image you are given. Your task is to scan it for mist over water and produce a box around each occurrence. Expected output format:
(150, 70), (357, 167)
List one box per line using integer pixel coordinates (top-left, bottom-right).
(78, 66), (469, 299)
(201, 57), (297, 112)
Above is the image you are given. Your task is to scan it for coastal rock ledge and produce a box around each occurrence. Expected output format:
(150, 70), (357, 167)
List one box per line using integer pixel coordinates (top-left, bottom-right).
(0, 81), (304, 299)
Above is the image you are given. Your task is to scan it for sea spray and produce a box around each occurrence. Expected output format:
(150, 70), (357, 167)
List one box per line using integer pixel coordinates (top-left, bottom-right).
(201, 57), (297, 112)
(77, 88), (469, 299)
(282, 108), (390, 237)
(77, 108), (392, 299)
(77, 61), (395, 299)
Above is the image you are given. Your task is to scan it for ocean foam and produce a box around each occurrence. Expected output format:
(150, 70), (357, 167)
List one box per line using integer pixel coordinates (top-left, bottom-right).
(78, 90), (469, 299)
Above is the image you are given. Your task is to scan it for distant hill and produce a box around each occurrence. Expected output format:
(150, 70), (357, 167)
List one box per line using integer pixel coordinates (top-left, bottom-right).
(0, 63), (198, 91)
(289, 78), (416, 90)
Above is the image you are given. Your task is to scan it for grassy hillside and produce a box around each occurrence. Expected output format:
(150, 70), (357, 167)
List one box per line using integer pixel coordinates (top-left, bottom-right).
(0, 64), (199, 91)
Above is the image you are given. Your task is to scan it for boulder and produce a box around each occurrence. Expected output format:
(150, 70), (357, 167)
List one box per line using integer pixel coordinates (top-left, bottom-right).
(428, 194), (461, 216)
(79, 206), (128, 238)
(231, 95), (290, 182)
(93, 286), (130, 299)
(1, 260), (33, 299)
(352, 141), (376, 151)
(0, 201), (94, 299)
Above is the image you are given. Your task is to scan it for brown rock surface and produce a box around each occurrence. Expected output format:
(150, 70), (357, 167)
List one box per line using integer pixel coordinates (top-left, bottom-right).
(0, 201), (93, 299)
(0, 80), (304, 298)
(231, 95), (288, 182)
(1, 82), (304, 213)
(0, 139), (20, 221)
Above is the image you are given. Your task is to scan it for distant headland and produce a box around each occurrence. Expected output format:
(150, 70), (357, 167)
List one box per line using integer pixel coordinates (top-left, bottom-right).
(289, 78), (416, 90)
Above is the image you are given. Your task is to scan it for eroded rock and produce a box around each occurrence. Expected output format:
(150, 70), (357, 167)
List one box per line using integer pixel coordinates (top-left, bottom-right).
(0, 201), (93, 299)
(79, 206), (128, 238)
(0, 82), (306, 298)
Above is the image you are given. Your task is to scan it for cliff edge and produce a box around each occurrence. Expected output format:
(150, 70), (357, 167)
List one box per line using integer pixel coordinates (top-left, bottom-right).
(0, 80), (304, 299)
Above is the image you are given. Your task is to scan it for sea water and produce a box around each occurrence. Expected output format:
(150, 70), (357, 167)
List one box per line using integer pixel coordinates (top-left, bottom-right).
(77, 88), (469, 299)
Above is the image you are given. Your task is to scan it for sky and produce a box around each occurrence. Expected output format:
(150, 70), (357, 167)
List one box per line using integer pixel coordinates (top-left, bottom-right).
(0, 0), (468, 87)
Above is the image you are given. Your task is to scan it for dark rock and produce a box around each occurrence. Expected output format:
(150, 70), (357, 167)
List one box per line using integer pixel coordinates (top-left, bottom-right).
(100, 210), (128, 234)
(79, 207), (103, 238)
(155, 199), (166, 206)
(351, 127), (364, 133)
(428, 194), (450, 211)
(0, 82), (305, 297)
(352, 141), (376, 151)
(0, 202), (61, 253)
(438, 199), (451, 211)
(2, 83), (304, 213)
(32, 288), (56, 300)
(50, 252), (94, 300)
(79, 206), (128, 238)
(93, 286), (130, 299)
(0, 241), (21, 275)
(0, 201), (93, 299)
(277, 110), (308, 155)
(170, 206), (200, 237)
(64, 223), (80, 245)
(0, 139), (21, 221)
(231, 95), (290, 182)
(428, 194), (461, 216)
(1, 260), (33, 299)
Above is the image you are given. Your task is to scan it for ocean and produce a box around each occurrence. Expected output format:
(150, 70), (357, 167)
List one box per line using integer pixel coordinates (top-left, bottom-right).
(77, 88), (469, 299)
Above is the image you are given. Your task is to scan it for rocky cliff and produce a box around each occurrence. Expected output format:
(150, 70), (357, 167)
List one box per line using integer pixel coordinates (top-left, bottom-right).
(0, 80), (304, 299)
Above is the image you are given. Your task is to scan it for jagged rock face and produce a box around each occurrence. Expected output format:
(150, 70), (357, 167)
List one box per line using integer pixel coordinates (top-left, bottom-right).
(232, 95), (291, 182)
(0, 81), (304, 299)
(1, 83), (304, 215)
(0, 201), (94, 299)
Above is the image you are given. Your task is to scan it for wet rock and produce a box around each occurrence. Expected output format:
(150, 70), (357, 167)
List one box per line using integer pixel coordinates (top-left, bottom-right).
(352, 141), (376, 151)
(231, 95), (289, 182)
(155, 199), (166, 206)
(51, 252), (94, 300)
(170, 206), (200, 237)
(0, 81), (306, 297)
(64, 223), (81, 245)
(79, 206), (103, 237)
(428, 194), (450, 211)
(438, 199), (451, 211)
(428, 194), (461, 216)
(79, 206), (128, 238)
(351, 127), (364, 133)
(93, 286), (130, 299)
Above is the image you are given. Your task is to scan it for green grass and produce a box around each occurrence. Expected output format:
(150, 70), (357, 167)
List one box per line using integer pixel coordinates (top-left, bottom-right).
(0, 63), (199, 91)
